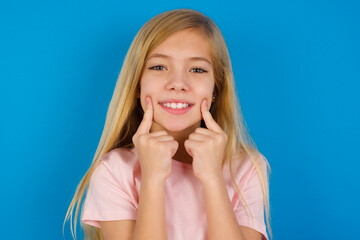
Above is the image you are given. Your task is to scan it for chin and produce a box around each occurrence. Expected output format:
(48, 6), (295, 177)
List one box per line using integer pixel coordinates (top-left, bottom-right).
(156, 120), (198, 133)
(162, 123), (190, 132)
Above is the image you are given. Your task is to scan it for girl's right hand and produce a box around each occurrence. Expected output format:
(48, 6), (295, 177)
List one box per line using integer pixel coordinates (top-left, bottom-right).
(132, 96), (179, 182)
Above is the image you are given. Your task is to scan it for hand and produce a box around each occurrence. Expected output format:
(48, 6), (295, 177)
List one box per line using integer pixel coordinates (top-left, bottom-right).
(184, 99), (228, 182)
(132, 96), (179, 181)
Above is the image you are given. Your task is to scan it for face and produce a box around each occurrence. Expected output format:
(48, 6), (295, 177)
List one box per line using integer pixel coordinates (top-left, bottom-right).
(139, 28), (215, 134)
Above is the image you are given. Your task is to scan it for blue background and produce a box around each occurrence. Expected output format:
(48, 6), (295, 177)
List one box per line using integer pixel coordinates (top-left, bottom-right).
(1, 0), (359, 239)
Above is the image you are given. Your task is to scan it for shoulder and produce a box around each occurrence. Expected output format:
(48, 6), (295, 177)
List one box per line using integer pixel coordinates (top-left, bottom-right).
(100, 147), (138, 168)
(224, 150), (268, 186)
(92, 147), (139, 180)
(87, 147), (140, 191)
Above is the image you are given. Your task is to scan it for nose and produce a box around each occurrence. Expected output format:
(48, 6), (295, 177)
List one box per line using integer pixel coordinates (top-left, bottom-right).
(165, 69), (189, 92)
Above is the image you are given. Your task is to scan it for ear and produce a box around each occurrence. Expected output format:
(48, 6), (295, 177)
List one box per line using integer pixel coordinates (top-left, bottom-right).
(212, 90), (216, 102)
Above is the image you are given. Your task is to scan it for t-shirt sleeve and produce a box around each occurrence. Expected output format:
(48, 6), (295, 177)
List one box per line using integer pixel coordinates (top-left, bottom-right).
(233, 157), (269, 240)
(81, 160), (137, 228)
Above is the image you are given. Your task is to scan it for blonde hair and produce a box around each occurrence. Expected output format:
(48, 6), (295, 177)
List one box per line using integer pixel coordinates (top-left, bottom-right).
(63, 8), (272, 240)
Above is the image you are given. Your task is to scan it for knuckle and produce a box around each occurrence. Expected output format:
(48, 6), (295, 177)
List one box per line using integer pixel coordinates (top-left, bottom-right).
(148, 137), (156, 144)
(138, 134), (148, 143)
(159, 143), (167, 151)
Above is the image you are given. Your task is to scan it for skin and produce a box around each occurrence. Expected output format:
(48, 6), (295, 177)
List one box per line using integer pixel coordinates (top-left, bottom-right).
(138, 28), (216, 167)
(99, 29), (263, 240)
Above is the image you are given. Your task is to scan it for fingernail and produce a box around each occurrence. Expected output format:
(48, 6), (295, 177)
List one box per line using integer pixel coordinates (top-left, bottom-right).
(146, 97), (149, 103)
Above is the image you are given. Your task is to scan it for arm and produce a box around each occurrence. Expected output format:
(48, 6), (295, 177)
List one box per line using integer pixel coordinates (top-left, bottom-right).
(201, 173), (262, 240)
(99, 177), (167, 240)
(99, 220), (135, 240)
(127, 96), (175, 240)
(132, 177), (168, 240)
(184, 100), (264, 239)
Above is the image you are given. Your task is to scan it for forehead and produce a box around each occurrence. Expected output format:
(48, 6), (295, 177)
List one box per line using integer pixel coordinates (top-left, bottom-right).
(147, 29), (212, 61)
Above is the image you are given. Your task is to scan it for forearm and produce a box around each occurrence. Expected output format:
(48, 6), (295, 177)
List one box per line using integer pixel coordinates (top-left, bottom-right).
(201, 174), (246, 240)
(132, 177), (167, 240)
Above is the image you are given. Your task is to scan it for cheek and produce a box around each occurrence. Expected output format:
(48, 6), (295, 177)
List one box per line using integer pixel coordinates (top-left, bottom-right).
(195, 83), (214, 111)
(196, 85), (214, 100)
(139, 79), (149, 111)
(139, 78), (159, 111)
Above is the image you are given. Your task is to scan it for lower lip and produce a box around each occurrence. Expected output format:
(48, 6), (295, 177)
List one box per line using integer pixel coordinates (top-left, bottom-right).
(159, 104), (193, 115)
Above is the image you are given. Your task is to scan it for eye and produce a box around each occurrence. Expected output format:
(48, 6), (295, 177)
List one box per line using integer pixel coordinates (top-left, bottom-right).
(149, 65), (167, 71)
(190, 67), (208, 73)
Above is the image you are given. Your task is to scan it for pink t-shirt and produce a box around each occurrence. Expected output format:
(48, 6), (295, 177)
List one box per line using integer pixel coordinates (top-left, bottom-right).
(81, 147), (269, 240)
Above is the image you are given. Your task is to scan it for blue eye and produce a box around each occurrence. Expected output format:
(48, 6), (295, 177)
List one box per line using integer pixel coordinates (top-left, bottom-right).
(191, 67), (207, 73)
(149, 65), (166, 71)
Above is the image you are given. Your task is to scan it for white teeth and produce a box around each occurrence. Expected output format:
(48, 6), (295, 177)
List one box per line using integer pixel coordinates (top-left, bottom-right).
(163, 102), (190, 109)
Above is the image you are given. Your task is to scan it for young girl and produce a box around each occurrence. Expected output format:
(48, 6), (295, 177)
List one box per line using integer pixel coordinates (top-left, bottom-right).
(64, 9), (272, 240)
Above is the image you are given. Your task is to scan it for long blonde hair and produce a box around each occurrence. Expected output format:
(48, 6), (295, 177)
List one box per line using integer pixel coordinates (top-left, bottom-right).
(63, 9), (272, 240)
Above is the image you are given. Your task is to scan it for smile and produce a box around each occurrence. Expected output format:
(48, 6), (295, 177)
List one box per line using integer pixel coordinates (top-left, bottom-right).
(158, 100), (193, 115)
(162, 102), (189, 109)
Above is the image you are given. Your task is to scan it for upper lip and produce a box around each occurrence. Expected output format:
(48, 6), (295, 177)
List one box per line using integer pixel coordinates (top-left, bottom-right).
(158, 99), (194, 105)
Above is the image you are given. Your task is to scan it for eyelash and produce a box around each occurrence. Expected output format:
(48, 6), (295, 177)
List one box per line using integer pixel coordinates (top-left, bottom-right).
(149, 65), (167, 71)
(191, 67), (208, 73)
(148, 65), (208, 73)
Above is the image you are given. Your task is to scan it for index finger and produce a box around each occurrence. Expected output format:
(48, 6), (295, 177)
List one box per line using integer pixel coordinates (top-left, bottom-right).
(201, 99), (223, 133)
(137, 96), (153, 134)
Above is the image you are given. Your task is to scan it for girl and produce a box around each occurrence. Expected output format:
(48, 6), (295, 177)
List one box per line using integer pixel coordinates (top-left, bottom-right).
(64, 9), (272, 240)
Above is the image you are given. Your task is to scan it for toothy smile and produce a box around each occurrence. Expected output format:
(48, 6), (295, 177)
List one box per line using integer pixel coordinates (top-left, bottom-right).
(158, 99), (194, 115)
(162, 102), (190, 109)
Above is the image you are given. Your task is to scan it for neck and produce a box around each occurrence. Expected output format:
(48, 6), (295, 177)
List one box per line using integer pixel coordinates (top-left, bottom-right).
(167, 128), (194, 164)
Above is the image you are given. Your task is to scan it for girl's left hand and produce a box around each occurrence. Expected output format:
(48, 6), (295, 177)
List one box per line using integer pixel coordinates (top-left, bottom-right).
(184, 99), (228, 182)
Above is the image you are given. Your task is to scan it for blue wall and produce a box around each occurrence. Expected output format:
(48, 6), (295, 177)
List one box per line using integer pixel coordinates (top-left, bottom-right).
(1, 0), (359, 239)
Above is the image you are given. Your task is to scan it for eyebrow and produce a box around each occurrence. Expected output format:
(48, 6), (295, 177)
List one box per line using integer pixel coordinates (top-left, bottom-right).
(146, 53), (212, 65)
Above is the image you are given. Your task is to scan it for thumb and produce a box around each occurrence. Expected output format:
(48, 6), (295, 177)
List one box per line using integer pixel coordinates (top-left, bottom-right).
(137, 96), (153, 134)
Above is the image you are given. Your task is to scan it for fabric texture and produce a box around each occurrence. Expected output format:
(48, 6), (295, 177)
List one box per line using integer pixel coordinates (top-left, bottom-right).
(81, 147), (269, 240)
